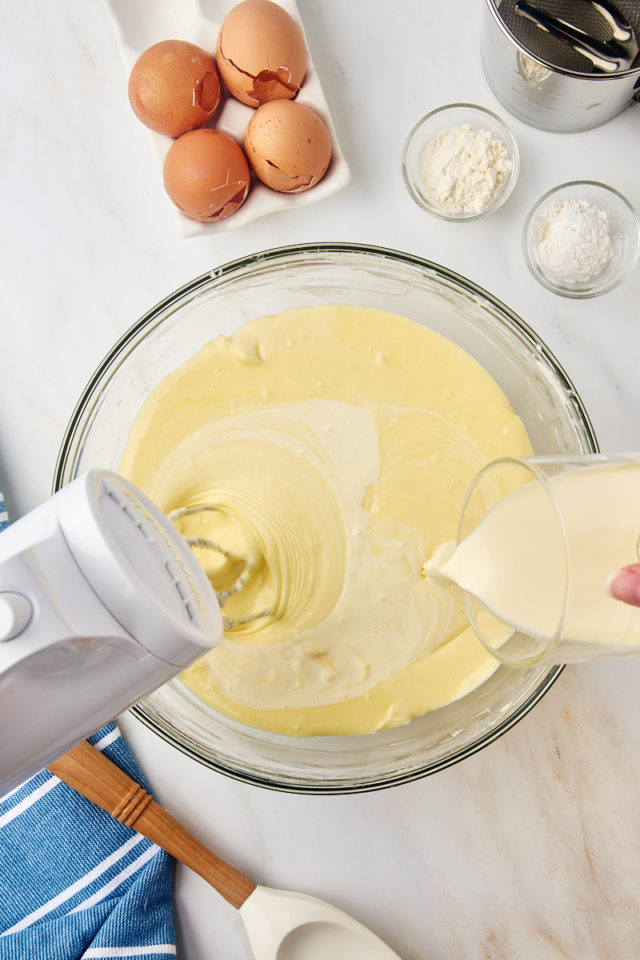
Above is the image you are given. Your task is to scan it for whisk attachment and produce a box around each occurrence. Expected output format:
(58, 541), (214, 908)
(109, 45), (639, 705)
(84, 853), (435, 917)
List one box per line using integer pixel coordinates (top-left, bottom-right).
(167, 504), (272, 630)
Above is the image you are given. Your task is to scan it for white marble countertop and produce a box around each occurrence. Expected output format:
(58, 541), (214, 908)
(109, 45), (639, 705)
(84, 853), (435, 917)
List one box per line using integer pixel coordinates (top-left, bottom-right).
(3, 1), (640, 957)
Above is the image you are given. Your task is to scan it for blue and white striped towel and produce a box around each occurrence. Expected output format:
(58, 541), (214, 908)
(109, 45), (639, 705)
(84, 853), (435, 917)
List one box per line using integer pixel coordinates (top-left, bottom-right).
(0, 495), (177, 959)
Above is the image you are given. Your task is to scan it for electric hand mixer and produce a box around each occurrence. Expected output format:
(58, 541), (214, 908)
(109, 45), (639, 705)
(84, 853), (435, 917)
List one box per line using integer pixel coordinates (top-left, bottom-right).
(0, 470), (407, 960)
(0, 469), (229, 796)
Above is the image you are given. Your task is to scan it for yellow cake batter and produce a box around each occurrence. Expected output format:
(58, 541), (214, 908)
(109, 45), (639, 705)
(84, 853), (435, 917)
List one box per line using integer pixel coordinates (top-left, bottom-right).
(120, 304), (532, 736)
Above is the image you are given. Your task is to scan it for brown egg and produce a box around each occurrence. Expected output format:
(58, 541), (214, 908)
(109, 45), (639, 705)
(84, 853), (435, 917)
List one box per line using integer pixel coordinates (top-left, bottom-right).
(128, 39), (221, 137)
(163, 129), (250, 221)
(244, 100), (332, 193)
(216, 0), (306, 107)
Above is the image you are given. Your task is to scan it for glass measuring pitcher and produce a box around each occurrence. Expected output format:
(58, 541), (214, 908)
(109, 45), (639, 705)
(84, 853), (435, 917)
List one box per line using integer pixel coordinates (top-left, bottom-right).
(426, 454), (640, 667)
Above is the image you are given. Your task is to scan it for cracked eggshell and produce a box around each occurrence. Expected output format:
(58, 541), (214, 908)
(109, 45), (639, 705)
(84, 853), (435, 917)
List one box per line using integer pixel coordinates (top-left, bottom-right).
(128, 39), (221, 138)
(244, 100), (332, 193)
(163, 129), (250, 222)
(216, 0), (307, 108)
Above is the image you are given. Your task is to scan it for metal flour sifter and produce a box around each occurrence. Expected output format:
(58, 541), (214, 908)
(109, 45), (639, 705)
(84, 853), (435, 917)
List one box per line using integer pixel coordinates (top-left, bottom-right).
(481, 0), (640, 131)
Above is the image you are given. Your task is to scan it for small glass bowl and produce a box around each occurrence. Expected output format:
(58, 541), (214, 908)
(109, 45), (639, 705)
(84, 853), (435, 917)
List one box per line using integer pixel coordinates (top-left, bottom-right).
(523, 181), (640, 299)
(402, 103), (519, 222)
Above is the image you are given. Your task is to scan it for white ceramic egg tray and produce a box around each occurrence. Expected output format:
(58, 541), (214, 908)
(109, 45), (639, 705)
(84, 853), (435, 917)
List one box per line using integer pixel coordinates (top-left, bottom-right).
(105, 0), (351, 237)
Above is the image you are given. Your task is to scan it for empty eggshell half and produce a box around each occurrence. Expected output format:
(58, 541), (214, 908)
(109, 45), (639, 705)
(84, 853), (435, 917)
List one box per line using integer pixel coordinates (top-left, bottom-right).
(163, 129), (250, 222)
(216, 0), (307, 107)
(128, 39), (221, 137)
(244, 100), (332, 193)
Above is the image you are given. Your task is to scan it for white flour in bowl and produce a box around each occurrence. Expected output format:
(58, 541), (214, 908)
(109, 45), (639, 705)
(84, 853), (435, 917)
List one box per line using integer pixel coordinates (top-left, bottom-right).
(419, 123), (512, 214)
(536, 197), (612, 283)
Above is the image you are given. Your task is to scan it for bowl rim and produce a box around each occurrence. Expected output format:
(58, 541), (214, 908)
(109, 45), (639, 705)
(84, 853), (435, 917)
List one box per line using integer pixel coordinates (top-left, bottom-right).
(401, 102), (520, 222)
(54, 242), (599, 794)
(128, 665), (566, 794)
(522, 179), (640, 299)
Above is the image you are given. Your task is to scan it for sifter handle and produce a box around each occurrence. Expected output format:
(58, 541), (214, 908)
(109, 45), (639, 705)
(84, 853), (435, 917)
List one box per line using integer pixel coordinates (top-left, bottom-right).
(514, 0), (633, 72)
(48, 741), (256, 910)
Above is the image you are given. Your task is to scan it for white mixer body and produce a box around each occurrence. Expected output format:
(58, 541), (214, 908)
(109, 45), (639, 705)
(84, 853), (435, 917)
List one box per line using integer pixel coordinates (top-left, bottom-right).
(0, 471), (223, 795)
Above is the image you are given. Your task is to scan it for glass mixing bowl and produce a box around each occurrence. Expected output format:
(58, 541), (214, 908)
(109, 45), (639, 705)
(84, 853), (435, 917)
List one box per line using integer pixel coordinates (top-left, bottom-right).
(55, 243), (598, 794)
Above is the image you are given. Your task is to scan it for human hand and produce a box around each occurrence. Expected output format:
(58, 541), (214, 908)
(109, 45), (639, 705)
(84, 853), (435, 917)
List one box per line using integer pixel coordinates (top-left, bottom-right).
(608, 563), (640, 607)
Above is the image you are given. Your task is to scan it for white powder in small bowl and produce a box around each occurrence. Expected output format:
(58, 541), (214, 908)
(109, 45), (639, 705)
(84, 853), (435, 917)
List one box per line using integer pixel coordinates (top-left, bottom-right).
(535, 197), (612, 283)
(419, 123), (513, 214)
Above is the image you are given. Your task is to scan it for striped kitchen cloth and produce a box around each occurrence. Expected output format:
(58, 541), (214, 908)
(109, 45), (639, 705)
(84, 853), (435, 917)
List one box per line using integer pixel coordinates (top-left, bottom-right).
(0, 493), (177, 959)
